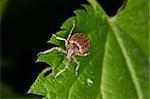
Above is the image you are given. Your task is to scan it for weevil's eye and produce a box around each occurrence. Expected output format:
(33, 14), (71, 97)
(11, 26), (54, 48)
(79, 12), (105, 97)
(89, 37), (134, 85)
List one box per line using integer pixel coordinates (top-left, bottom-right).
(72, 43), (79, 49)
(44, 69), (52, 77)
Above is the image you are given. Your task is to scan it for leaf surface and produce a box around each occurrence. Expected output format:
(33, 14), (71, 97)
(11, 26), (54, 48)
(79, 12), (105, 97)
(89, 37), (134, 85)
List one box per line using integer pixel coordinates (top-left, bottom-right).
(28, 0), (149, 99)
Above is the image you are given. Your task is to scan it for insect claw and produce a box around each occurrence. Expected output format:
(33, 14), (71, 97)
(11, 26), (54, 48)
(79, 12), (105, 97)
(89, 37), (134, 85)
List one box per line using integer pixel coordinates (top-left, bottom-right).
(52, 76), (57, 82)
(75, 71), (78, 77)
(37, 52), (44, 56)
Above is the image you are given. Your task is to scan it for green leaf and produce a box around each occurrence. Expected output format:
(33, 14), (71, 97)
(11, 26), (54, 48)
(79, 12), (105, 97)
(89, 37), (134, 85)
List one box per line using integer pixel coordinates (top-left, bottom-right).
(28, 0), (149, 99)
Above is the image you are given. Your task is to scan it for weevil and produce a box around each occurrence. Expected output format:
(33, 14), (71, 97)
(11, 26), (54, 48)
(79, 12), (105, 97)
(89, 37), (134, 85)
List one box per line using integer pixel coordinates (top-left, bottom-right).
(38, 21), (90, 79)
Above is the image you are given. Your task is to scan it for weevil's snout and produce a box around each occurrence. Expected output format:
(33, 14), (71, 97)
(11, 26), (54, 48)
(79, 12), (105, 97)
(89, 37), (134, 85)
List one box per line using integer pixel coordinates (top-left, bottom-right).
(66, 48), (74, 61)
(66, 43), (79, 60)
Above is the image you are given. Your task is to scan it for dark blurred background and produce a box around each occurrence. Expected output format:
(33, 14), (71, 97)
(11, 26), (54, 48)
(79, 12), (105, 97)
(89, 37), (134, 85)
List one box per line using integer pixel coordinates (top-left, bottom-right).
(1, 0), (123, 98)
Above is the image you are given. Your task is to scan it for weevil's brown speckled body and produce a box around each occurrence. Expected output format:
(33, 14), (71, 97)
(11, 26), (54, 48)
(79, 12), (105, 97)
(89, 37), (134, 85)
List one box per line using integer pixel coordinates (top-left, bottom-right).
(67, 33), (90, 56)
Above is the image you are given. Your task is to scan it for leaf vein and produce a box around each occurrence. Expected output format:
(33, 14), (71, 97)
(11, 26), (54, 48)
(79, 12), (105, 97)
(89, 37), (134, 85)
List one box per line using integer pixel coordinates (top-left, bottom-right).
(112, 25), (144, 99)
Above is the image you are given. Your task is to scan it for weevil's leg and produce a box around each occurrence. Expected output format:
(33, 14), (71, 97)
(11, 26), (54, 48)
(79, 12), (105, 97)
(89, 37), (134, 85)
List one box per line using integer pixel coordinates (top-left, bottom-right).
(53, 34), (67, 41)
(52, 34), (67, 47)
(73, 56), (80, 77)
(54, 61), (70, 79)
(54, 68), (67, 79)
(78, 52), (90, 57)
(67, 20), (76, 41)
(38, 47), (66, 55)
(54, 56), (71, 79)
